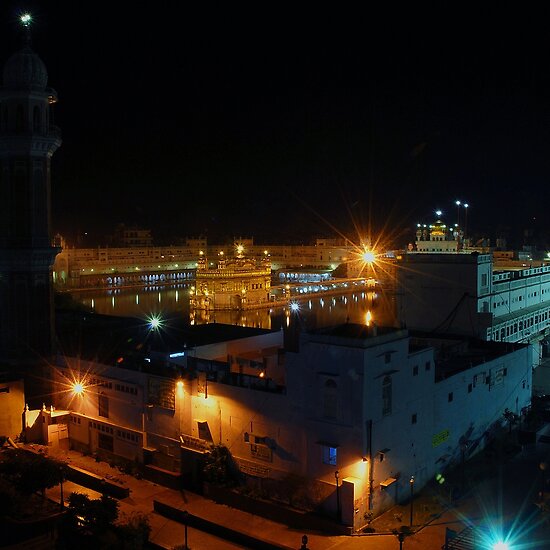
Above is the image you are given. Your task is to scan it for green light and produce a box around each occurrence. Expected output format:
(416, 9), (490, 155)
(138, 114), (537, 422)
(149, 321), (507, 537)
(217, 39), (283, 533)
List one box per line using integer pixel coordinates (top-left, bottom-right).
(20, 13), (32, 27)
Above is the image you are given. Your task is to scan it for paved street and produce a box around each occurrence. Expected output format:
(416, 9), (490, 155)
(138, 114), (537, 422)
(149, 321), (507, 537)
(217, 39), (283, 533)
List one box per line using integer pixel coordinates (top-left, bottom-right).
(41, 428), (550, 550)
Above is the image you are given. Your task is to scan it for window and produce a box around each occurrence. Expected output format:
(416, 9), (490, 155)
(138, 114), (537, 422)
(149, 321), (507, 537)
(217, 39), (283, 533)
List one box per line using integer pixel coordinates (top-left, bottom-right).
(468, 383), (472, 393)
(411, 413), (417, 424)
(98, 393), (109, 418)
(98, 433), (113, 452)
(382, 376), (392, 416)
(448, 392), (453, 403)
(33, 106), (41, 131)
(384, 352), (391, 364)
(413, 365), (419, 376)
(15, 104), (24, 132)
(322, 445), (337, 466)
(322, 379), (338, 419)
(425, 361), (431, 371)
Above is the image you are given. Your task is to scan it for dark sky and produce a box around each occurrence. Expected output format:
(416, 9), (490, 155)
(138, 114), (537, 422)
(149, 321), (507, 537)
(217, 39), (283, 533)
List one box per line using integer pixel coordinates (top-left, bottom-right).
(1, 3), (549, 247)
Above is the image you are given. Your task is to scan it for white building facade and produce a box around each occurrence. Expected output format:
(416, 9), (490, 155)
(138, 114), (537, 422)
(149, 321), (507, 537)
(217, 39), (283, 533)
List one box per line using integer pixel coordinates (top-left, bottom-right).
(46, 321), (532, 531)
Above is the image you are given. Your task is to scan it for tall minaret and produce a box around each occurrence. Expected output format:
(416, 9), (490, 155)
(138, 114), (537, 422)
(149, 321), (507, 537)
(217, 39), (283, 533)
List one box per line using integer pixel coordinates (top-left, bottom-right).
(0, 15), (62, 370)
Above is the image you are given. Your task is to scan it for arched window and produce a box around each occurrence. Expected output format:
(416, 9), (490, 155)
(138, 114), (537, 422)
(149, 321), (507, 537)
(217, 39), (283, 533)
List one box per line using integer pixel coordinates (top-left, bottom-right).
(15, 104), (24, 133)
(322, 378), (338, 419)
(33, 106), (41, 132)
(382, 375), (392, 416)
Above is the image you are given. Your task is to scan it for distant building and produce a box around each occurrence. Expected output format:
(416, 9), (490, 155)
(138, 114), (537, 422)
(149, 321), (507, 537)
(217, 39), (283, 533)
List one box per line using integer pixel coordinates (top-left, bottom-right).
(191, 247), (272, 310)
(398, 217), (550, 393)
(52, 237), (359, 290)
(113, 223), (153, 247)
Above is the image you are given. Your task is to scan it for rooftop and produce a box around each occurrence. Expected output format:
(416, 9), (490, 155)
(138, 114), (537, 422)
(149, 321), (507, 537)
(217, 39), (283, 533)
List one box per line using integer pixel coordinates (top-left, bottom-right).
(302, 323), (407, 348)
(56, 309), (275, 368)
(409, 331), (528, 381)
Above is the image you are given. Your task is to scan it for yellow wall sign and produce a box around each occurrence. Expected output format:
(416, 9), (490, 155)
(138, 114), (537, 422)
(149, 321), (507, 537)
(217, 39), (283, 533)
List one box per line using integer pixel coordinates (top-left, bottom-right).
(432, 429), (450, 448)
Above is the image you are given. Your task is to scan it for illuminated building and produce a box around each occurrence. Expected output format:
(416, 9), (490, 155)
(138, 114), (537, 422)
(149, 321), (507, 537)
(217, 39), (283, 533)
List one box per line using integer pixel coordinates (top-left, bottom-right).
(413, 215), (463, 253)
(43, 315), (530, 531)
(52, 237), (356, 289)
(191, 248), (272, 310)
(0, 21), (61, 373)
(398, 245), (550, 347)
(399, 214), (550, 393)
(0, 376), (25, 440)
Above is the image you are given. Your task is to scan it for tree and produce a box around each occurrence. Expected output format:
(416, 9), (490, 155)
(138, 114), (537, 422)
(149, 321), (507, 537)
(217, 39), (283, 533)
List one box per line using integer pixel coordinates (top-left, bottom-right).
(67, 492), (119, 534)
(203, 444), (239, 487)
(0, 477), (23, 518)
(0, 449), (67, 497)
(116, 512), (151, 549)
(503, 408), (519, 434)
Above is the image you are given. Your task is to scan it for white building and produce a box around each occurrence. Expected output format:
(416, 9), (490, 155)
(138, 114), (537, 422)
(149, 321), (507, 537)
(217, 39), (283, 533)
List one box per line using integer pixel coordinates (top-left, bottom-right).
(44, 317), (532, 532)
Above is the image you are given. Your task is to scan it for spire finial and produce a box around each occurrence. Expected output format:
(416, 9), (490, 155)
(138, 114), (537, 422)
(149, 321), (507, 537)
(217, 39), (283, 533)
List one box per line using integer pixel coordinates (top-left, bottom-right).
(19, 12), (33, 46)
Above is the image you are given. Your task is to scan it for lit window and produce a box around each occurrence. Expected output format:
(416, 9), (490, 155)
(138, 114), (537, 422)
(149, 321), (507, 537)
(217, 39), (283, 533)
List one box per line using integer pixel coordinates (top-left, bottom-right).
(322, 445), (337, 466)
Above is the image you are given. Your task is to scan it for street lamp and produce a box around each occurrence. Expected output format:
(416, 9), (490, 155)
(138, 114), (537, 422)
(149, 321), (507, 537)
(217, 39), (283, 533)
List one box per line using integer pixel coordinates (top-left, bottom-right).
(455, 200), (461, 227)
(409, 476), (415, 526)
(540, 462), (547, 502)
(59, 466), (65, 510)
(182, 510), (189, 549)
(463, 203), (469, 241)
(335, 470), (341, 522)
(397, 531), (405, 550)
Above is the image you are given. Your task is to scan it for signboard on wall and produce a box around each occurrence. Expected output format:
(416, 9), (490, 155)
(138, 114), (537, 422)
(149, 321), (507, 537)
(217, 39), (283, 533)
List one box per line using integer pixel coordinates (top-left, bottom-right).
(432, 429), (450, 448)
(236, 457), (271, 478)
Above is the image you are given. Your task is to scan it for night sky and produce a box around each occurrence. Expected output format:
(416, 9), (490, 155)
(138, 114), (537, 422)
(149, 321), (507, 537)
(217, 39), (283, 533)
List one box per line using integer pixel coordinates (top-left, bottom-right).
(1, 4), (549, 248)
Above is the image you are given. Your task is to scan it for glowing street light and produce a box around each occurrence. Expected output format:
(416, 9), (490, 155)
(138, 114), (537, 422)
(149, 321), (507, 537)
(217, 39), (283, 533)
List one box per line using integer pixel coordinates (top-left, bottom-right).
(492, 542), (509, 550)
(20, 13), (32, 27)
(147, 314), (163, 331)
(362, 250), (376, 263)
(72, 382), (85, 396)
(435, 209), (442, 219)
(366, 310), (372, 325)
(409, 475), (415, 526)
(455, 200), (461, 227)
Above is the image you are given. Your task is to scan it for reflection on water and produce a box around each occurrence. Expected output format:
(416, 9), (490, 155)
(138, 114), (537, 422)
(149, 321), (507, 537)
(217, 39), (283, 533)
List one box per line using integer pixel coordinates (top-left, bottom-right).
(70, 283), (398, 331)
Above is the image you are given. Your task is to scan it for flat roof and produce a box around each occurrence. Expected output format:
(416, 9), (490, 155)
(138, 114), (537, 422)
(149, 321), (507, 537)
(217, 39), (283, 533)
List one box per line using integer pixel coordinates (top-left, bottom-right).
(56, 310), (275, 366)
(302, 323), (407, 349)
(409, 331), (528, 381)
